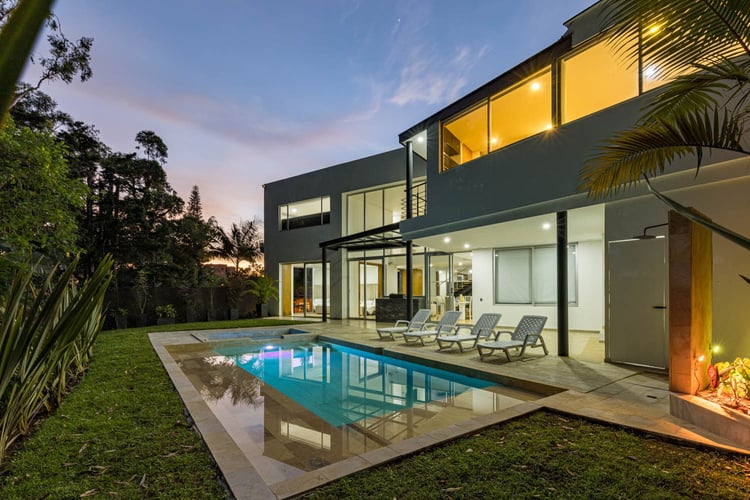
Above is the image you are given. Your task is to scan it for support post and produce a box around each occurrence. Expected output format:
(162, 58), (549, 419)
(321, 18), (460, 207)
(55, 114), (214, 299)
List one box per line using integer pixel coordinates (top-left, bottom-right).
(321, 247), (327, 322)
(406, 240), (413, 319)
(406, 141), (413, 219)
(557, 211), (569, 356)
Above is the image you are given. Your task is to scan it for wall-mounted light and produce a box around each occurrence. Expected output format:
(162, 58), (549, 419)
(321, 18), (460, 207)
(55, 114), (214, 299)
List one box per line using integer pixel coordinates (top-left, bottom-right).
(632, 223), (668, 240)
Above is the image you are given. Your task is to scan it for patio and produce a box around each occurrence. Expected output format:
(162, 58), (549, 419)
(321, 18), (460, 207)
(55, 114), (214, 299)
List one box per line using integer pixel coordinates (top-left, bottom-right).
(151, 319), (749, 499)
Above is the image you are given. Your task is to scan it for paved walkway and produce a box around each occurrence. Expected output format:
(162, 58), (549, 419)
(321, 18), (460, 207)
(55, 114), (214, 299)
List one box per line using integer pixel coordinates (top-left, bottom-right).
(151, 318), (749, 500)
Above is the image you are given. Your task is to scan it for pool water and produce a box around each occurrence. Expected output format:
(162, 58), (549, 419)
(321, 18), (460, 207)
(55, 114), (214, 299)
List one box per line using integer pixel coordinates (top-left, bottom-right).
(168, 339), (540, 485)
(215, 342), (495, 427)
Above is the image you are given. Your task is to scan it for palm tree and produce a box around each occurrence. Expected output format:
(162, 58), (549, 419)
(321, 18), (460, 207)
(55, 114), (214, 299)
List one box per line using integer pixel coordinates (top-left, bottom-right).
(209, 218), (263, 273)
(579, 0), (750, 254)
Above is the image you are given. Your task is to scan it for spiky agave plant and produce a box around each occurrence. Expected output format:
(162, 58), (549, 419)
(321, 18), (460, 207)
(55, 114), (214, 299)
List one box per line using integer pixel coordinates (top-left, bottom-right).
(0, 254), (112, 462)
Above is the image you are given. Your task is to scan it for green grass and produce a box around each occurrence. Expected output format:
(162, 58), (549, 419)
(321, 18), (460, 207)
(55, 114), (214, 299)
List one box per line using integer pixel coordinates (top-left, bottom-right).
(0, 318), (303, 499)
(305, 411), (750, 499)
(1, 319), (748, 499)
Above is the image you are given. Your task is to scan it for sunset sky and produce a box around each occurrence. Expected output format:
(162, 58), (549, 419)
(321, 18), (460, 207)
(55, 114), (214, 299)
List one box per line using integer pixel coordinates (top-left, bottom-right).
(25, 0), (595, 229)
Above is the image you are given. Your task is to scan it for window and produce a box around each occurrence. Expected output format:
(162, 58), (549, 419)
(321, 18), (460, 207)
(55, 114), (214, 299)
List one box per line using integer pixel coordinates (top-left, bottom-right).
(279, 196), (330, 231)
(490, 68), (552, 151)
(561, 37), (639, 124)
(441, 102), (488, 171)
(346, 184), (408, 236)
(494, 245), (577, 305)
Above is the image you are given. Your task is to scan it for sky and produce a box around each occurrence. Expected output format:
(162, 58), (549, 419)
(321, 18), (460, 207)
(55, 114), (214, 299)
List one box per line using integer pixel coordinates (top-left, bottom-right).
(24, 0), (596, 230)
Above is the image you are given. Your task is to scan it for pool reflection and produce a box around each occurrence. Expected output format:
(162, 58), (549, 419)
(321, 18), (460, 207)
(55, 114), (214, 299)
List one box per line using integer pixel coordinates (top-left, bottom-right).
(177, 342), (531, 484)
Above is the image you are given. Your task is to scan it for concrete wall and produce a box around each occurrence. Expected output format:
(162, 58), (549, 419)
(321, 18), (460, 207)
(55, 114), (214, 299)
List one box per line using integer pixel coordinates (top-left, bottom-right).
(263, 148), (426, 317)
(605, 165), (750, 361)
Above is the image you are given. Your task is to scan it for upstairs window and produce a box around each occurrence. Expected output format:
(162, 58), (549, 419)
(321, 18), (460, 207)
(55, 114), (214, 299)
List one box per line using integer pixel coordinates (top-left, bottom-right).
(561, 38), (639, 124)
(442, 103), (488, 171)
(490, 68), (552, 152)
(279, 196), (330, 231)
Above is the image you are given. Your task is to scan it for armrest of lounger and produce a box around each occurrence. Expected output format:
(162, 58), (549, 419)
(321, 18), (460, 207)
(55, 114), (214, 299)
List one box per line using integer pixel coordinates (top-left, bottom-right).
(453, 324), (474, 334)
(393, 320), (410, 327)
(493, 330), (513, 340)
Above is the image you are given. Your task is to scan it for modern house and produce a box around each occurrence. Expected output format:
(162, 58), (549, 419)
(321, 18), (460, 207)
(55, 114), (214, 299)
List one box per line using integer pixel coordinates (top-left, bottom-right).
(263, 1), (750, 372)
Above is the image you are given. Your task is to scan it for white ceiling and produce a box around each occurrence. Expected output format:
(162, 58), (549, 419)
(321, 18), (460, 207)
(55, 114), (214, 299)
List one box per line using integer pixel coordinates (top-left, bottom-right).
(413, 204), (605, 253)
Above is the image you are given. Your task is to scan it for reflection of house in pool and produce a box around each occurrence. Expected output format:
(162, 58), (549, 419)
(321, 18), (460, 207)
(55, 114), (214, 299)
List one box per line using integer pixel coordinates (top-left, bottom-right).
(263, 0), (750, 378)
(183, 341), (539, 481)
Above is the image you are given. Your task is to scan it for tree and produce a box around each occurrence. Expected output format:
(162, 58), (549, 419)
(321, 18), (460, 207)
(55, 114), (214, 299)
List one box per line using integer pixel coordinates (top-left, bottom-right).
(209, 219), (263, 274)
(579, 0), (750, 253)
(186, 185), (203, 220)
(0, 117), (86, 270)
(1, 1), (93, 109)
(135, 130), (168, 164)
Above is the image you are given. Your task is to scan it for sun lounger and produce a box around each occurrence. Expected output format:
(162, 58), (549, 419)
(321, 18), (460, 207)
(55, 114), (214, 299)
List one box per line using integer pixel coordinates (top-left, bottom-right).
(436, 313), (502, 352)
(376, 308), (432, 340)
(403, 311), (461, 346)
(477, 315), (548, 361)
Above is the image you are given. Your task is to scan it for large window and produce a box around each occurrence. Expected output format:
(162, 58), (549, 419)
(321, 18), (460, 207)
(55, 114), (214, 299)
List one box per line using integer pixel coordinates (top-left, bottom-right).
(442, 68), (552, 171)
(442, 103), (488, 171)
(346, 184), (406, 236)
(279, 196), (330, 231)
(494, 245), (577, 305)
(490, 68), (552, 152)
(561, 38), (639, 124)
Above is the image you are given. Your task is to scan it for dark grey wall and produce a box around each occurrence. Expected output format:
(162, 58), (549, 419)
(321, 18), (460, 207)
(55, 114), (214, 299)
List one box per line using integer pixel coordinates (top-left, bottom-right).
(263, 148), (426, 316)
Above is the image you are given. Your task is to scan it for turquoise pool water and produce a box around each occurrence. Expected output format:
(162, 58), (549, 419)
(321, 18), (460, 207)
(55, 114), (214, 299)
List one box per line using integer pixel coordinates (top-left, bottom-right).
(214, 341), (495, 427)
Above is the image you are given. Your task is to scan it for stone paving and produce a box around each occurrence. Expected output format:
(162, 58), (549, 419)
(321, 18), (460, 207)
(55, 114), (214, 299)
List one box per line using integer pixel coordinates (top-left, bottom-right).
(150, 318), (749, 499)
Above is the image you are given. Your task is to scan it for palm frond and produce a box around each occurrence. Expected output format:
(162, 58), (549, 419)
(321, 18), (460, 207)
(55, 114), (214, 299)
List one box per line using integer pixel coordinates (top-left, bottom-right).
(581, 107), (747, 198)
(644, 58), (750, 119)
(644, 177), (750, 251)
(600, 0), (750, 78)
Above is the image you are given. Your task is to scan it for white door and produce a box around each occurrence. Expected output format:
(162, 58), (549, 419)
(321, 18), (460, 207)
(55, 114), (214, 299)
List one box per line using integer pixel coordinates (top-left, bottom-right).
(608, 238), (668, 369)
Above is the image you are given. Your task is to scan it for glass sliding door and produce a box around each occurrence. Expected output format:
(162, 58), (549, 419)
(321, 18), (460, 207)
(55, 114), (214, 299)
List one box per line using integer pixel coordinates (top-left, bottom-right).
(347, 256), (383, 319)
(281, 262), (328, 318)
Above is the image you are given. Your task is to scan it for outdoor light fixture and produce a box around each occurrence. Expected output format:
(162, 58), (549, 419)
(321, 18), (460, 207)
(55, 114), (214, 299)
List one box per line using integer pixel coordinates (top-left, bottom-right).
(632, 223), (668, 240)
(443, 237), (451, 243)
(542, 222), (552, 230)
(463, 243), (470, 249)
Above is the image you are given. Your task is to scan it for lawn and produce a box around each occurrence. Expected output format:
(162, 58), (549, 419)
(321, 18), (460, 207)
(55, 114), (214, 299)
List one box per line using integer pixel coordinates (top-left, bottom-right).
(1, 320), (748, 499)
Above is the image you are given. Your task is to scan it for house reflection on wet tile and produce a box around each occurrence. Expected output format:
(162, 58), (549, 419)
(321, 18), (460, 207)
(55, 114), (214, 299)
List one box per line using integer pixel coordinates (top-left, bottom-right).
(169, 341), (539, 486)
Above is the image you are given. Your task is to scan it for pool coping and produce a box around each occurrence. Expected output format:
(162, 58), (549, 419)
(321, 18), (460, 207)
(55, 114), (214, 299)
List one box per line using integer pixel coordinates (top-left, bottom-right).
(149, 330), (558, 500)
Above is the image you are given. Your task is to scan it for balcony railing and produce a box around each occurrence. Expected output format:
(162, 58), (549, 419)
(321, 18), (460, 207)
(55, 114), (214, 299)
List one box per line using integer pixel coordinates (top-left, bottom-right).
(401, 182), (426, 220)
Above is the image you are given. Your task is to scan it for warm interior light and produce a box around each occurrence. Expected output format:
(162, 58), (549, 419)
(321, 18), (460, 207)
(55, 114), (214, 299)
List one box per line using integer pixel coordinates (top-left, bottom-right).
(490, 137), (498, 144)
(648, 25), (661, 35)
(530, 81), (541, 91)
(542, 222), (552, 230)
(545, 123), (553, 130)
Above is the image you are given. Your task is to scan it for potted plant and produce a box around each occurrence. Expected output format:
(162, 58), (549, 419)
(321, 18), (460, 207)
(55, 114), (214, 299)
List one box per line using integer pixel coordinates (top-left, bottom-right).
(248, 275), (278, 317)
(155, 304), (177, 325)
(114, 307), (128, 330)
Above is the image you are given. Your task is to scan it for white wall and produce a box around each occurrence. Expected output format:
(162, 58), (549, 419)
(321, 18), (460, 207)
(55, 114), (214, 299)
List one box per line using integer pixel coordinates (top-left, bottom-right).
(471, 241), (604, 331)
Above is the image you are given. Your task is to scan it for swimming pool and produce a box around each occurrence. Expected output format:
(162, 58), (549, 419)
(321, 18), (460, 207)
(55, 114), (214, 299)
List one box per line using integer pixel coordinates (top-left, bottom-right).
(215, 341), (495, 427)
(167, 338), (541, 487)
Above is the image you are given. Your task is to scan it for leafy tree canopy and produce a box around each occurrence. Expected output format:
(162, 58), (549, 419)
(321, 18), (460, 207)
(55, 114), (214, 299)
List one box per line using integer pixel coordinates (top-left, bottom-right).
(0, 117), (86, 267)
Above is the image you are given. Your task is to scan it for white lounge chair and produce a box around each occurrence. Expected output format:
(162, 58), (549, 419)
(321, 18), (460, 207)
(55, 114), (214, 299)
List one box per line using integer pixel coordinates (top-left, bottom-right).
(436, 313), (502, 352)
(403, 311), (461, 346)
(477, 315), (548, 362)
(376, 308), (432, 340)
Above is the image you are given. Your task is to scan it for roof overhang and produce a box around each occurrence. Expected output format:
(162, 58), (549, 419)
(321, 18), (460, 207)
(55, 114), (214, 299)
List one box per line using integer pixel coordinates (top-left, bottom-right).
(319, 223), (406, 252)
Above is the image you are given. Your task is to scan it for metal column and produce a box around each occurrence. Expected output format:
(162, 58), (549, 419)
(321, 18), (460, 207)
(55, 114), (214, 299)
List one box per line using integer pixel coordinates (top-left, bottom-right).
(557, 211), (569, 356)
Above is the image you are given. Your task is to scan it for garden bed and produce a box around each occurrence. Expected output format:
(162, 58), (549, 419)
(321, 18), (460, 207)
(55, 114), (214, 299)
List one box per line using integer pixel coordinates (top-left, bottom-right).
(670, 393), (750, 450)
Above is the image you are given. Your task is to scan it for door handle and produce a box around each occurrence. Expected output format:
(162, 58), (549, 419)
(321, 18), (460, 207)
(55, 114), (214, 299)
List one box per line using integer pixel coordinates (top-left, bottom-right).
(652, 305), (667, 309)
